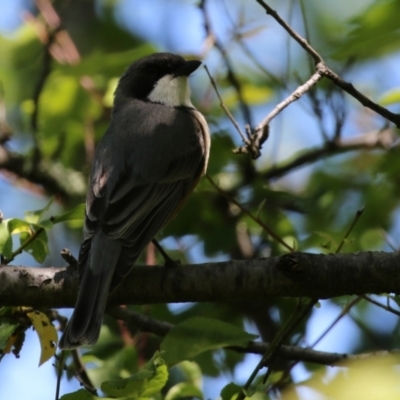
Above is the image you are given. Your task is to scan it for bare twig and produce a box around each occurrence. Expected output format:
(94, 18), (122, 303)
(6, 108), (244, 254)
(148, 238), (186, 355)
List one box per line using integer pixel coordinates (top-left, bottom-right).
(71, 349), (98, 394)
(206, 174), (294, 252)
(203, 65), (250, 146)
(239, 70), (324, 157)
(60, 248), (78, 269)
(254, 0), (400, 129)
(199, 0), (253, 128)
(55, 351), (64, 400)
(237, 298), (317, 400)
(361, 295), (400, 318)
(336, 208), (364, 254)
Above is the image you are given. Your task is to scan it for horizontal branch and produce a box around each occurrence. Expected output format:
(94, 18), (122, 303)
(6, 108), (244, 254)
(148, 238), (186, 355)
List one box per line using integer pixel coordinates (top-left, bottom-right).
(1, 251), (400, 308)
(109, 306), (400, 366)
(108, 306), (349, 365)
(263, 129), (398, 180)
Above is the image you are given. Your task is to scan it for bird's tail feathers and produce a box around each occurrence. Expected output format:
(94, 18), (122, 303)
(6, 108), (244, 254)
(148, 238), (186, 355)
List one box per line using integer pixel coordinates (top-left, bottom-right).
(59, 233), (121, 349)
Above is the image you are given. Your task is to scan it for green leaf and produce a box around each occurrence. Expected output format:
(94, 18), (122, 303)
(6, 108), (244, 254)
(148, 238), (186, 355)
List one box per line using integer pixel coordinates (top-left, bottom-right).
(0, 319), (19, 351)
(334, 0), (400, 60)
(101, 352), (168, 398)
(60, 389), (104, 400)
(314, 231), (338, 250)
(0, 218), (33, 260)
(176, 361), (203, 388)
(51, 203), (85, 224)
(0, 220), (12, 259)
(24, 197), (54, 224)
(165, 382), (204, 400)
(19, 228), (49, 263)
(7, 218), (32, 235)
(220, 382), (243, 400)
(160, 317), (257, 366)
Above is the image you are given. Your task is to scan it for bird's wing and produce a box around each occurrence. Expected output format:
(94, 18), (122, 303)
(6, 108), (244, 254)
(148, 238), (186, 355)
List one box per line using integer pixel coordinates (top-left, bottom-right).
(79, 102), (207, 284)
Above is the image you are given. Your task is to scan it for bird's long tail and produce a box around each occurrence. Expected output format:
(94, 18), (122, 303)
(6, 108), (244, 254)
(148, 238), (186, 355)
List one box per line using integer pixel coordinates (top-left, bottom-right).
(59, 232), (122, 349)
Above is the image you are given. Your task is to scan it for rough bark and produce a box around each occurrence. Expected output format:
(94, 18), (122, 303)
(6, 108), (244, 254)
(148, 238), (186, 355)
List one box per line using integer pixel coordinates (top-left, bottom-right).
(1, 251), (399, 308)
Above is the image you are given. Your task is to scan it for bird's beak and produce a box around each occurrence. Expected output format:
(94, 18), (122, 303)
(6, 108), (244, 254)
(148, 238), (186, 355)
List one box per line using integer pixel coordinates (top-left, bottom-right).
(174, 60), (202, 77)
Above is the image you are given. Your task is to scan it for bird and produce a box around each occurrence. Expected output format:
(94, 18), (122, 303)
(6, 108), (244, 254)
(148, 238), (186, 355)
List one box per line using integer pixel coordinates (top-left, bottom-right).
(59, 52), (210, 349)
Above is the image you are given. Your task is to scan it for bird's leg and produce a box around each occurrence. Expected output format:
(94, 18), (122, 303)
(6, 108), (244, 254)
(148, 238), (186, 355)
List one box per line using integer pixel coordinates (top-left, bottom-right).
(151, 239), (180, 268)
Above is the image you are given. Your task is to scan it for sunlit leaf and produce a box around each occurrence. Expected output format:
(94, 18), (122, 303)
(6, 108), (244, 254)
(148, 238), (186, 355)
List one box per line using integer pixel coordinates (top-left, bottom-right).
(0, 220), (12, 259)
(7, 218), (32, 235)
(378, 88), (400, 106)
(51, 203), (85, 224)
(26, 310), (58, 366)
(19, 228), (49, 263)
(282, 354), (400, 399)
(0, 319), (19, 351)
(24, 197), (54, 224)
(223, 83), (272, 107)
(165, 382), (204, 400)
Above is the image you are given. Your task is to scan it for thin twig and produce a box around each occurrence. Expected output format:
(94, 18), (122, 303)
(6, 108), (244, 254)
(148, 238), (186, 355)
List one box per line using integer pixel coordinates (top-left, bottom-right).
(311, 297), (363, 348)
(54, 351), (65, 400)
(235, 70), (324, 158)
(3, 227), (45, 265)
(206, 174), (294, 252)
(199, 0), (253, 128)
(237, 298), (317, 400)
(203, 65), (250, 146)
(71, 349), (98, 394)
(361, 295), (400, 318)
(251, 70), (324, 142)
(254, 0), (400, 128)
(272, 207), (367, 391)
(336, 207), (364, 253)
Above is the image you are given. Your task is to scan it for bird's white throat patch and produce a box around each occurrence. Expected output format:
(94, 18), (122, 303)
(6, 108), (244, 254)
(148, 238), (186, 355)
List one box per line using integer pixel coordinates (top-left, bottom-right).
(148, 75), (193, 107)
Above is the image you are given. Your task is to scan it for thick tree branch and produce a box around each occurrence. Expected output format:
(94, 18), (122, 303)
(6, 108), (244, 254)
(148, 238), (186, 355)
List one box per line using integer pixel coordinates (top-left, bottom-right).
(1, 251), (400, 308)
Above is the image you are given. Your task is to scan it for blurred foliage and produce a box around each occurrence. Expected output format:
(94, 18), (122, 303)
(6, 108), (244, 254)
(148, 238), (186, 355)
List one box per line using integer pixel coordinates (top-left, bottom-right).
(1, 0), (400, 399)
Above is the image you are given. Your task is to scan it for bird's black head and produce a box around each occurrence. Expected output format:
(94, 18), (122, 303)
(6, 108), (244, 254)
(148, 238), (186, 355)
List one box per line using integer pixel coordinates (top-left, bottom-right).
(114, 53), (201, 109)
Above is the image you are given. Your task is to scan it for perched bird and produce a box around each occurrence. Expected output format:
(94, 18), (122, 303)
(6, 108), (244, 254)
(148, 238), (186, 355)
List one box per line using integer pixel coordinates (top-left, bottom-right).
(59, 53), (210, 349)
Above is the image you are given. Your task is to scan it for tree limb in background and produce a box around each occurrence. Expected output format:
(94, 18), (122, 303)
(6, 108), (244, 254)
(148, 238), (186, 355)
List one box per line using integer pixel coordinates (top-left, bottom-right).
(108, 306), (400, 367)
(263, 128), (399, 180)
(0, 147), (86, 202)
